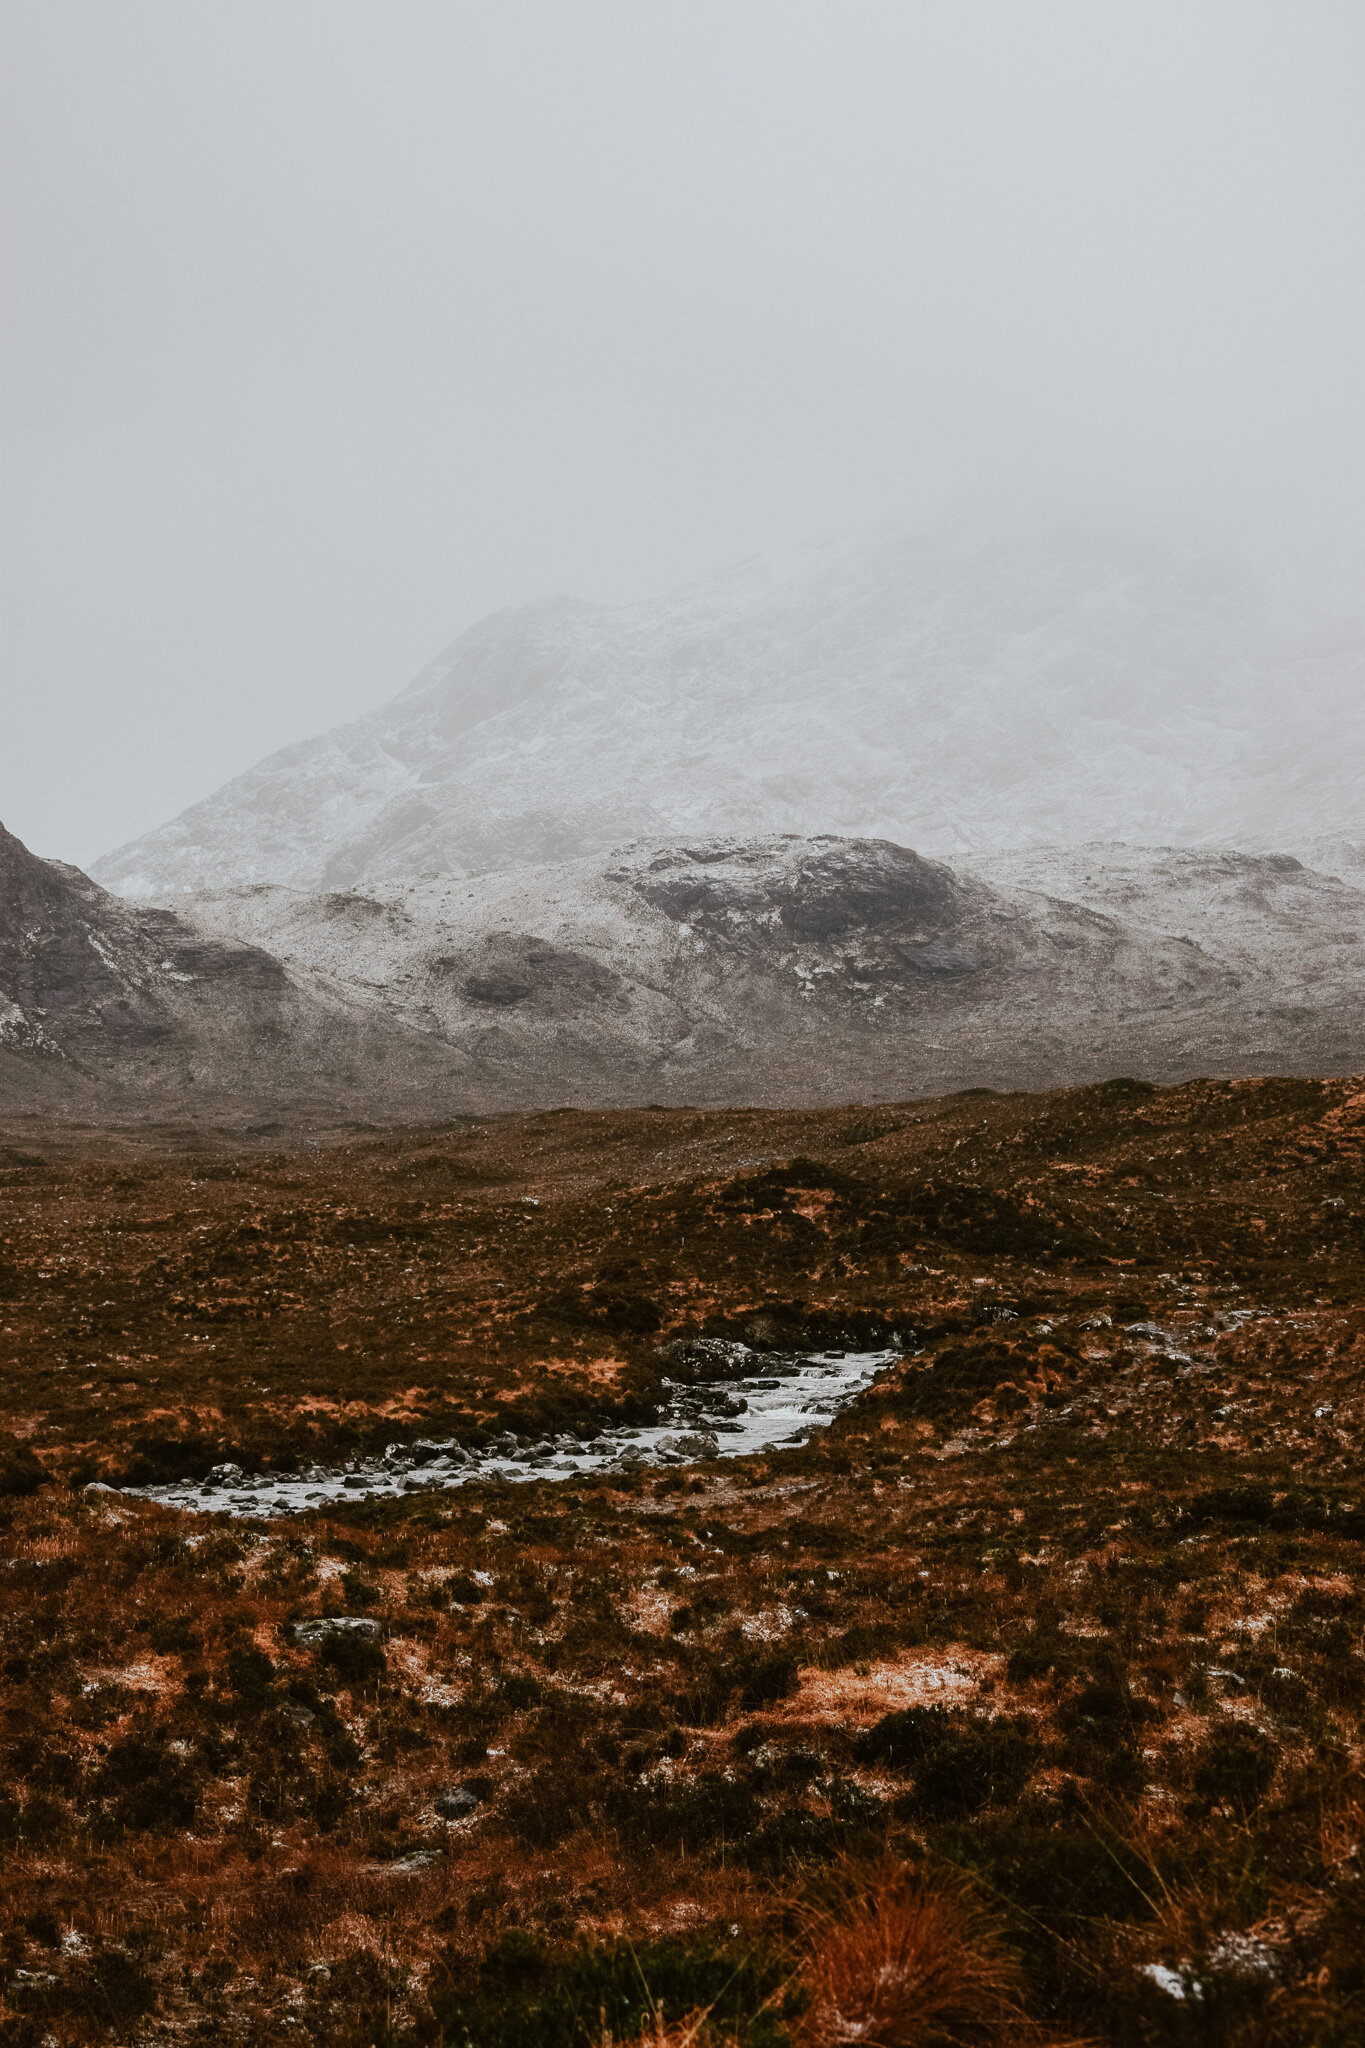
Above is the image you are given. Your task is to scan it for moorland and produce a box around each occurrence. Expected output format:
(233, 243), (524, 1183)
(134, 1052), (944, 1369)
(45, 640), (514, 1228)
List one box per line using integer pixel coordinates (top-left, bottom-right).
(1, 1073), (1363, 2045)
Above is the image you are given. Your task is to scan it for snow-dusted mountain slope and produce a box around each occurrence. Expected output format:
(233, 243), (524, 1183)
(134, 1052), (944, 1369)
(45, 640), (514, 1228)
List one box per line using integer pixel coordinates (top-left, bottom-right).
(92, 528), (1364, 899)
(163, 835), (1365, 1105)
(0, 821), (473, 1120)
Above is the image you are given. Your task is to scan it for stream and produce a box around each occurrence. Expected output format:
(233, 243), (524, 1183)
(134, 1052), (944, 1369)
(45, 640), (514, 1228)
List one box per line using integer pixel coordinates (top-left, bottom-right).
(118, 1348), (896, 1518)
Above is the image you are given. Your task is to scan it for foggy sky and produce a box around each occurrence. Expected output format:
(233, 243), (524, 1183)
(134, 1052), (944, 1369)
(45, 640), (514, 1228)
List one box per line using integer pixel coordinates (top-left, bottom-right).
(3, 1), (1362, 866)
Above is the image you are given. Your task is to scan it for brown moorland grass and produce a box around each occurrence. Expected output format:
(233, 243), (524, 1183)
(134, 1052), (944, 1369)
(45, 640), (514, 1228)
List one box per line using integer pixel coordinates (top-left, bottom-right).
(0, 1074), (1362, 2043)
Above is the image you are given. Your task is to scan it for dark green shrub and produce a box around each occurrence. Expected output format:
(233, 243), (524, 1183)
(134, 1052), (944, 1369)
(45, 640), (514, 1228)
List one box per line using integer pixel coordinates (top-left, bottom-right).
(819, 1621), (905, 1668)
(605, 1770), (762, 1856)
(500, 1763), (598, 1849)
(149, 1615), (201, 1656)
(1189, 1723), (1277, 1814)
(315, 1629), (386, 1687)
(741, 1652), (799, 1711)
(225, 1643), (276, 1707)
(433, 1933), (793, 2048)
(1058, 1665), (1158, 1742)
(92, 1731), (198, 1834)
(943, 1816), (1157, 2010)
(0, 1436), (49, 1496)
(1006, 1635), (1082, 1685)
(498, 1672), (544, 1711)
(855, 1706), (1040, 1817)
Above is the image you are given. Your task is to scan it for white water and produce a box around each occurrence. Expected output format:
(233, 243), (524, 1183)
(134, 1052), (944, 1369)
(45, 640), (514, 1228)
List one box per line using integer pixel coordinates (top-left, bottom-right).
(117, 1350), (894, 1518)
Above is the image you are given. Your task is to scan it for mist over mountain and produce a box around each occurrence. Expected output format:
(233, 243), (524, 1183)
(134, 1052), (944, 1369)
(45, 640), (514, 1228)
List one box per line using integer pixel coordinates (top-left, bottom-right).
(92, 527), (1365, 900)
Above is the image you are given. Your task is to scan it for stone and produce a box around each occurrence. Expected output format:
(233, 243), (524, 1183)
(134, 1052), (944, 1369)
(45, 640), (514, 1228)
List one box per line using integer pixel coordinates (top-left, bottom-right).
(391, 1848), (443, 1871)
(293, 1616), (382, 1645)
(435, 1786), (480, 1820)
(656, 1336), (753, 1380)
(673, 1431), (720, 1459)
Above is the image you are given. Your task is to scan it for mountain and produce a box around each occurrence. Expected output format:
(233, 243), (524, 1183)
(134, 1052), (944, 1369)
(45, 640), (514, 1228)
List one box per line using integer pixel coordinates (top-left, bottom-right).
(0, 821), (469, 1121)
(157, 834), (1365, 1108)
(91, 527), (1365, 900)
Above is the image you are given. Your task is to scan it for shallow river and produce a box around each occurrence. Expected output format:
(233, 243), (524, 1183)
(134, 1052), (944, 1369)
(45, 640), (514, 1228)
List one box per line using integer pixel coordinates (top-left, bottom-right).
(119, 1349), (896, 1518)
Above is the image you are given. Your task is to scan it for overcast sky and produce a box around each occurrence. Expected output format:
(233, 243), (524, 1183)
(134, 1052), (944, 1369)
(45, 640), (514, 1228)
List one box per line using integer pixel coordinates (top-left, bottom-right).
(3, 1), (1362, 865)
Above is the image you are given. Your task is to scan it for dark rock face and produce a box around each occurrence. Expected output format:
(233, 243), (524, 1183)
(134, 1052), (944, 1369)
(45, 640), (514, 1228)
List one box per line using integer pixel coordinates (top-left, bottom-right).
(0, 823), (125, 1027)
(442, 938), (622, 1013)
(462, 974), (534, 1006)
(0, 822), (285, 1058)
(0, 818), (472, 1116)
(775, 841), (962, 941)
(630, 837), (969, 952)
(621, 837), (993, 991)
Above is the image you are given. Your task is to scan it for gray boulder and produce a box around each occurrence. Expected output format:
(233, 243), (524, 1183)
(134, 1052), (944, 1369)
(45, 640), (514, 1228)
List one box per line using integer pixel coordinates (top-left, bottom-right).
(293, 1616), (382, 1646)
(673, 1431), (721, 1459)
(435, 1786), (480, 1820)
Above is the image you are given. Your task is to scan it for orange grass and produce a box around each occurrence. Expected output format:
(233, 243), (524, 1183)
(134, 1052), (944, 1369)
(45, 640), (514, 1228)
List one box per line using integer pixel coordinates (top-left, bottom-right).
(796, 1860), (1026, 2047)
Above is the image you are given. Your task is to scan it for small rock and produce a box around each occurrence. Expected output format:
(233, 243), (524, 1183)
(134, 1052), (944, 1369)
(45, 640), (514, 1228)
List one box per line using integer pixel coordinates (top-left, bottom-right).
(1205, 1666), (1247, 1693)
(293, 1616), (382, 1645)
(435, 1786), (480, 1820)
(673, 1431), (720, 1459)
(656, 1336), (754, 1379)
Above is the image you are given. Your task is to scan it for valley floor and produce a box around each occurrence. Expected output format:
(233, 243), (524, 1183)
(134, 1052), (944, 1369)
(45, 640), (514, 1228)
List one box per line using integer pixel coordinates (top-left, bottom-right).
(0, 1076), (1363, 2044)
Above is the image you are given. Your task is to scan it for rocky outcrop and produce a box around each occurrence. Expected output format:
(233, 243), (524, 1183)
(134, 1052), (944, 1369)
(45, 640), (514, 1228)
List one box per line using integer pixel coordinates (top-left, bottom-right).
(0, 821), (479, 1119)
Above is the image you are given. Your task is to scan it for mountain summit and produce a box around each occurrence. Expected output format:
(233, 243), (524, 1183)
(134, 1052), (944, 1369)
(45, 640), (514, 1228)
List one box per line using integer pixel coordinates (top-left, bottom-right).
(93, 527), (1364, 898)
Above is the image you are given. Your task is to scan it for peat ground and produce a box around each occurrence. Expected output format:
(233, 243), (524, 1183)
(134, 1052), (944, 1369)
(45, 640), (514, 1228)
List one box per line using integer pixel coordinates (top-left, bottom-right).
(0, 1075), (1362, 2043)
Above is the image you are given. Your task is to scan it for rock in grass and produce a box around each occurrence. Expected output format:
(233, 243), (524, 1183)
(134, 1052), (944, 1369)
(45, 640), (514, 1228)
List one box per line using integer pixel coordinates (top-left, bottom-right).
(292, 1617), (382, 1645)
(435, 1787), (480, 1820)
